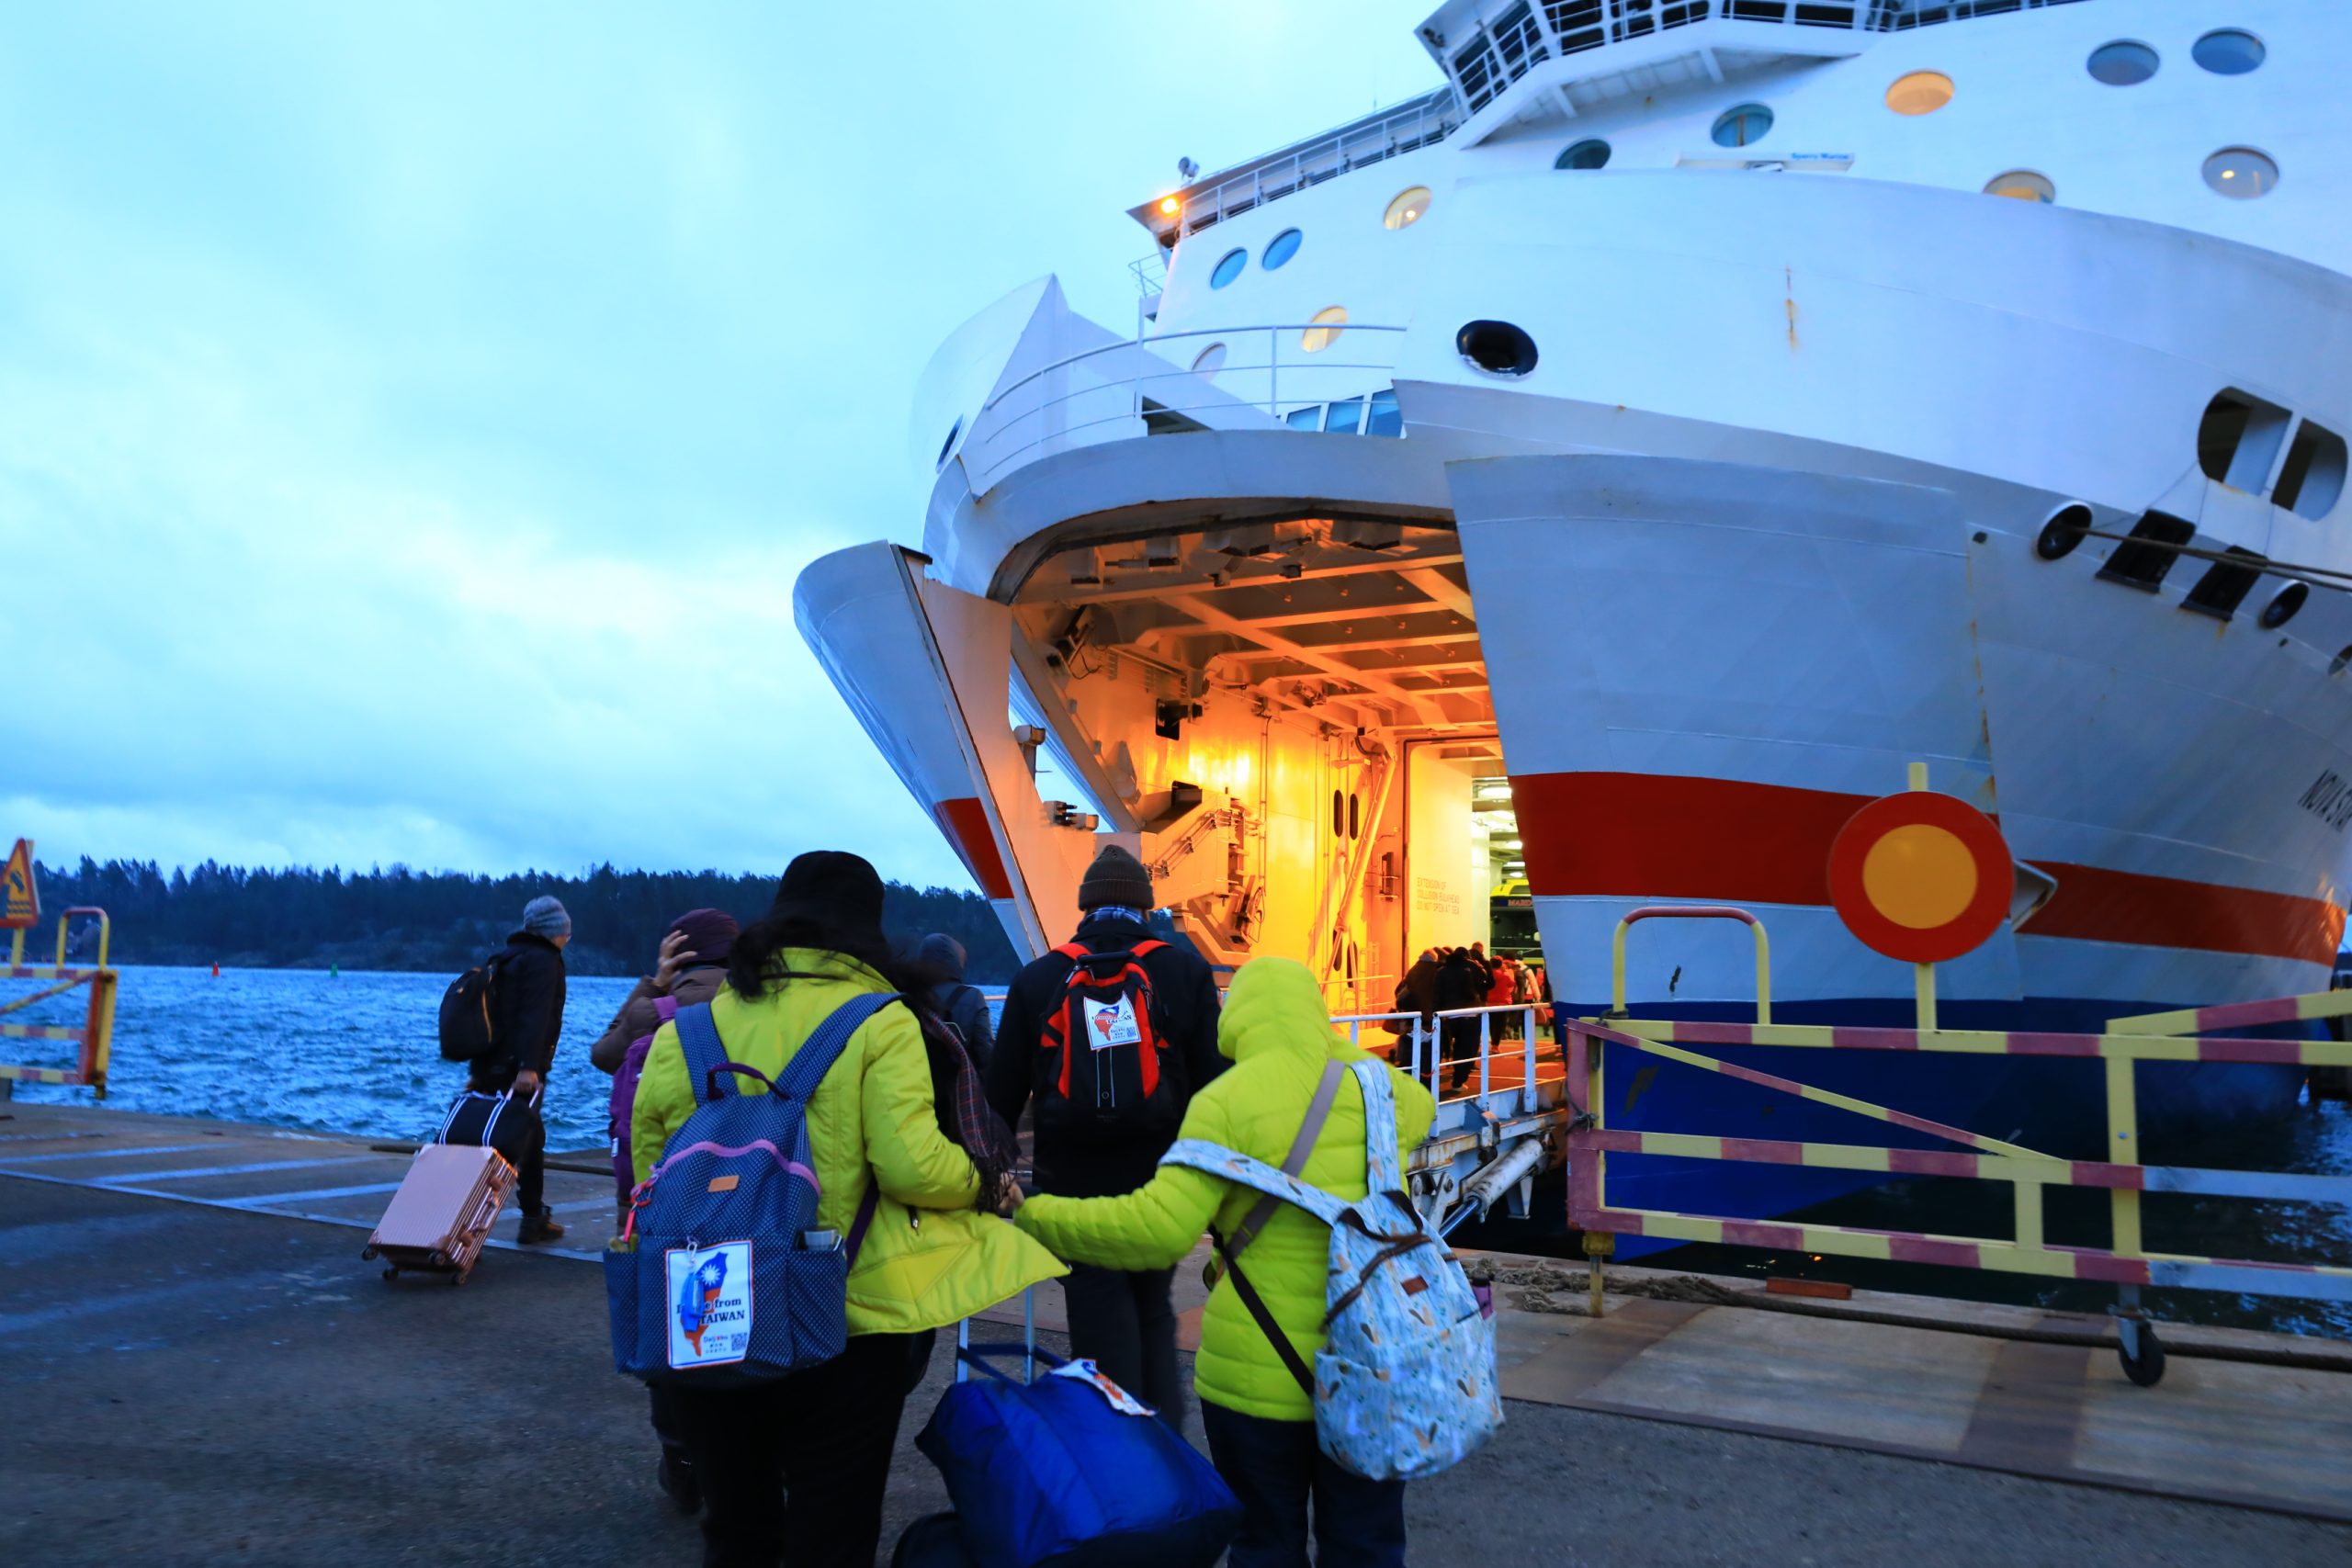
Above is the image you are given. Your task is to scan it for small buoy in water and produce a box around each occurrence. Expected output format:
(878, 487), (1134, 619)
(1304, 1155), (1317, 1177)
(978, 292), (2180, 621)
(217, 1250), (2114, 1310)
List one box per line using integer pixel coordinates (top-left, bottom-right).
(330, 963), (339, 978)
(210, 962), (220, 977)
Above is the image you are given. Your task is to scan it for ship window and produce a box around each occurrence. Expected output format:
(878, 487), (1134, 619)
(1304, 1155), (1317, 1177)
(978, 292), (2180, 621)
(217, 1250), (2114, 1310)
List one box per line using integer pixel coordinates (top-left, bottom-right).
(2261, 582), (2309, 629)
(1384, 187), (1432, 230)
(2193, 29), (2266, 76)
(2086, 41), (2159, 86)
(1301, 306), (1347, 353)
(1712, 104), (1775, 148)
(1885, 72), (1953, 116)
(1457, 320), (1539, 378)
(2181, 546), (2267, 620)
(1326, 397), (1364, 435)
(1210, 248), (1248, 288)
(1984, 170), (2055, 203)
(2097, 511), (2195, 592)
(2204, 147), (2278, 199)
(2275, 422), (2348, 521)
(2199, 389), (2292, 491)
(1191, 342), (1227, 378)
(1285, 405), (1322, 430)
(1555, 139), (1611, 170)
(1263, 228), (1303, 270)
(935, 415), (963, 472)
(1366, 388), (1403, 437)
(2036, 503), (2092, 560)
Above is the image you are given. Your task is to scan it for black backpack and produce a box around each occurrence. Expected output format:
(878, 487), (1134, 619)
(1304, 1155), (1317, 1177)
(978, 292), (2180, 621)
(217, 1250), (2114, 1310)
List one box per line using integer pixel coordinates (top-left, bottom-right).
(437, 952), (507, 1063)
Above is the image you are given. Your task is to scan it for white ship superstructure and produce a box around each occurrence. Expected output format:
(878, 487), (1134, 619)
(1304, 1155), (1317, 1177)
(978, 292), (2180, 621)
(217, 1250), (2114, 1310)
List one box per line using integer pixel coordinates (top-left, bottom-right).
(800, 1), (2352, 1211)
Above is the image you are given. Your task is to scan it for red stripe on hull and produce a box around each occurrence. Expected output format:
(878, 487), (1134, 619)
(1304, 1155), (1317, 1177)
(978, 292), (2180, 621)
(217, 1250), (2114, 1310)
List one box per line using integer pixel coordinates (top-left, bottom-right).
(1511, 771), (2345, 966)
(933, 798), (1013, 901)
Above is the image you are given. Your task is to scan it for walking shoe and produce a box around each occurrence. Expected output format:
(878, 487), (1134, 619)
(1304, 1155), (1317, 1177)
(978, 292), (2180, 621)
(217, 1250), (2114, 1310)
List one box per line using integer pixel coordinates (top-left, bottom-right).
(517, 1206), (567, 1244)
(656, 1449), (702, 1516)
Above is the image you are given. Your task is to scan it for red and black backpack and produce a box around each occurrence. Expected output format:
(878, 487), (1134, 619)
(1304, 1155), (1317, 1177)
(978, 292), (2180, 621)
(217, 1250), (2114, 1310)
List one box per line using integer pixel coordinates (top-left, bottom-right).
(1035, 941), (1185, 1141)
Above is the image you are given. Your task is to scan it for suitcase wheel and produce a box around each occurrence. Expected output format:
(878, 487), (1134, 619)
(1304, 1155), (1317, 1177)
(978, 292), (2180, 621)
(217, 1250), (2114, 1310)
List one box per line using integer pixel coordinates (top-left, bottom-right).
(382, 1266), (401, 1282)
(449, 1271), (468, 1287)
(361, 1245), (379, 1261)
(428, 1250), (450, 1268)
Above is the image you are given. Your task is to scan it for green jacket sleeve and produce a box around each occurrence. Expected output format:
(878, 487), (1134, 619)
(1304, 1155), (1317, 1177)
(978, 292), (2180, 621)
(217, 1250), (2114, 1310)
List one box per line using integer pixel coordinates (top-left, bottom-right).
(1014, 1090), (1228, 1269)
(859, 1007), (982, 1211)
(629, 1024), (690, 1190)
(1016, 1162), (1227, 1270)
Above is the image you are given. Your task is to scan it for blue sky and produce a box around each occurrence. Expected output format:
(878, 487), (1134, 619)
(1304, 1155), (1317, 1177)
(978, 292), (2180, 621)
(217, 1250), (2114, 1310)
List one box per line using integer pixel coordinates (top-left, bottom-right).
(2, 2), (1441, 889)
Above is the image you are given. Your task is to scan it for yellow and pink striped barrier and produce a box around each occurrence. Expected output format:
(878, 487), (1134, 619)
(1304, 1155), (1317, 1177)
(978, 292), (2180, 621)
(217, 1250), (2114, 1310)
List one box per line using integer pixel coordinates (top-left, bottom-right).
(1567, 904), (2352, 1385)
(1, 907), (116, 1098)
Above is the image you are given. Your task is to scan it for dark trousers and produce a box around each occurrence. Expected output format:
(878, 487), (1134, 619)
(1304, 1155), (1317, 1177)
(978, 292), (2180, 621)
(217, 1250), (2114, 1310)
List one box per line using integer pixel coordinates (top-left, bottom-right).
(671, 1330), (927, 1568)
(1062, 1262), (1182, 1427)
(1200, 1403), (1407, 1568)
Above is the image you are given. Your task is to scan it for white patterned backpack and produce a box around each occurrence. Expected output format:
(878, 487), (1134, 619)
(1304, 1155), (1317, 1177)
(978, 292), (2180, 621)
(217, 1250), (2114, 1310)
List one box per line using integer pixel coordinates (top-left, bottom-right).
(1160, 1057), (1502, 1481)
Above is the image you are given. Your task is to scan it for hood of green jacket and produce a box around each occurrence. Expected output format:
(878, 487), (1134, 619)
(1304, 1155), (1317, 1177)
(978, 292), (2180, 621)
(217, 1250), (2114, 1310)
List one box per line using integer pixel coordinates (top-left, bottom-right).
(1216, 955), (1353, 1065)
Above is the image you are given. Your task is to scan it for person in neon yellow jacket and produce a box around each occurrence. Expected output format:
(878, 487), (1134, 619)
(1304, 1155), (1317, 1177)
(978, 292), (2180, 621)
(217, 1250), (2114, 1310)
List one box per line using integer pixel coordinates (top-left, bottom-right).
(631, 852), (1063, 1567)
(1008, 955), (1435, 1568)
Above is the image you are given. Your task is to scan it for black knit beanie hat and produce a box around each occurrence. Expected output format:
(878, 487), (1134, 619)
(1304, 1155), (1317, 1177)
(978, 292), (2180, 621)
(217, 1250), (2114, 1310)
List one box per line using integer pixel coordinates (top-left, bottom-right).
(1077, 844), (1154, 912)
(663, 908), (739, 969)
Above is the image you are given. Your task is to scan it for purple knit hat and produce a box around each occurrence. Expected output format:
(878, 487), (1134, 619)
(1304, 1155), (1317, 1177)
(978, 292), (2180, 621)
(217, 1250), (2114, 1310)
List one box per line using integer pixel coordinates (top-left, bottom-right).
(663, 907), (738, 969)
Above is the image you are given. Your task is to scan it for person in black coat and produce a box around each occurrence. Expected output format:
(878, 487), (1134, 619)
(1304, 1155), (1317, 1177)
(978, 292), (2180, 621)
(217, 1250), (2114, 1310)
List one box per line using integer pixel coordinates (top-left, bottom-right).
(985, 844), (1223, 1425)
(1434, 945), (1489, 1093)
(918, 932), (996, 1068)
(470, 895), (571, 1242)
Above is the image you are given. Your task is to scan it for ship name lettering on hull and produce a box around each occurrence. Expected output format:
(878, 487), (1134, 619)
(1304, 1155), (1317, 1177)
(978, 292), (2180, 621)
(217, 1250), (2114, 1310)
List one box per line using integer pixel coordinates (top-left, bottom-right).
(2298, 770), (2352, 831)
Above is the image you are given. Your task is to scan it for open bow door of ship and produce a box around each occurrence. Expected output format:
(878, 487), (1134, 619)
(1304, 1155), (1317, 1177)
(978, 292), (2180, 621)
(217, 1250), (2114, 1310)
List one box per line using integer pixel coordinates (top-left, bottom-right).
(794, 541), (1096, 958)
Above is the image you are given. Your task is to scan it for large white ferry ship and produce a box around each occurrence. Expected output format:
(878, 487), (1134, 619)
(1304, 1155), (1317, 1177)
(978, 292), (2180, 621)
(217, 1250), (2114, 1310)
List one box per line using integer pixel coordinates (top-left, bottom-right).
(798, 1), (2352, 1230)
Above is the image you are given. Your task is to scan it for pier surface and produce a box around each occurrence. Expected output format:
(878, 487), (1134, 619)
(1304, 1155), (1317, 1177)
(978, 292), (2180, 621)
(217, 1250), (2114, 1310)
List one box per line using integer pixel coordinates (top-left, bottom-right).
(5, 1100), (2349, 1567)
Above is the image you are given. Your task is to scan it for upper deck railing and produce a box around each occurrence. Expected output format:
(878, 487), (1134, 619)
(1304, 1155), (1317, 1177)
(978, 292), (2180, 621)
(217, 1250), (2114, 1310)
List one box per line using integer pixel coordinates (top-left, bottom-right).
(1133, 90), (1463, 244)
(1432, 0), (2089, 115)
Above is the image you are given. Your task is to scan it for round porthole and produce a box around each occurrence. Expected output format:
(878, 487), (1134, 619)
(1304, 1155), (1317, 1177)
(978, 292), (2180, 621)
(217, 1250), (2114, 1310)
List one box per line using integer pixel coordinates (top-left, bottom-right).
(1209, 248), (1248, 288)
(2204, 147), (2279, 199)
(2260, 582), (2309, 629)
(1555, 138), (1611, 170)
(1712, 103), (1774, 148)
(1984, 170), (2056, 204)
(935, 415), (963, 471)
(2087, 40), (2159, 86)
(1301, 306), (1347, 354)
(1383, 186), (1431, 230)
(1191, 342), (1227, 378)
(1456, 320), (1538, 378)
(2036, 504), (2091, 560)
(1262, 228), (1303, 270)
(1886, 72), (1953, 116)
(2193, 29), (2265, 76)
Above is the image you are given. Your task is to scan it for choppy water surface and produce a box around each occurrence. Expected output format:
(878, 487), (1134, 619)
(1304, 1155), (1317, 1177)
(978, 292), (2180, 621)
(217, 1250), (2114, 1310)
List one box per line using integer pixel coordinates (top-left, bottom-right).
(10, 966), (2350, 1336)
(6, 966), (638, 1150)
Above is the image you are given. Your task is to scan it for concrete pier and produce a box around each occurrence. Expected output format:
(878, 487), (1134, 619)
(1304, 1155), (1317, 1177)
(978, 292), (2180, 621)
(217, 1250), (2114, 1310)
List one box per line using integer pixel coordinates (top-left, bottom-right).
(5, 1100), (2349, 1566)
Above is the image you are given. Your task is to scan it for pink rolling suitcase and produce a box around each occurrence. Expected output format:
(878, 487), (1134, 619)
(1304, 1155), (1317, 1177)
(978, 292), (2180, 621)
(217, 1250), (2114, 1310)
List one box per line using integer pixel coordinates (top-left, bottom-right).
(364, 1143), (518, 1285)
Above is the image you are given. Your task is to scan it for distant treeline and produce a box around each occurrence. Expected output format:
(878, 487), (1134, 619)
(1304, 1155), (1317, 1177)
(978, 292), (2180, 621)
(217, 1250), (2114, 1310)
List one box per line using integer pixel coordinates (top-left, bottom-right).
(30, 859), (1019, 982)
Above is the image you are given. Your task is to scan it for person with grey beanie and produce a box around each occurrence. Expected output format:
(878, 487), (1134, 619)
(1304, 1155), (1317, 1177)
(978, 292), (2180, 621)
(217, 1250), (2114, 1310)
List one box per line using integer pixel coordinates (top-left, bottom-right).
(985, 842), (1224, 1426)
(461, 894), (572, 1242)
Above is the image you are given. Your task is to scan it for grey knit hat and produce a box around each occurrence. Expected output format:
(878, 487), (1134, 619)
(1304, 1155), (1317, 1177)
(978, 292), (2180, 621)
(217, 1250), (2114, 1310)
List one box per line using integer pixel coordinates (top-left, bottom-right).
(1077, 844), (1154, 912)
(521, 896), (571, 940)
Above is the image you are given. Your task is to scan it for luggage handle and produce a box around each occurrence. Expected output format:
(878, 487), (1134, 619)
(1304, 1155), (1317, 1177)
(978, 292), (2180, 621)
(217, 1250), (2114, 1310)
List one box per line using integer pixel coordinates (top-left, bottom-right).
(956, 1285), (1036, 1385)
(955, 1340), (1069, 1386)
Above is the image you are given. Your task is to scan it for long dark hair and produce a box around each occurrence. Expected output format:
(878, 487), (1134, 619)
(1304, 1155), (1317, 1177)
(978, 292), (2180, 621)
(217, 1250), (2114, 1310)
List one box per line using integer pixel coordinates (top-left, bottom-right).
(728, 913), (949, 1010)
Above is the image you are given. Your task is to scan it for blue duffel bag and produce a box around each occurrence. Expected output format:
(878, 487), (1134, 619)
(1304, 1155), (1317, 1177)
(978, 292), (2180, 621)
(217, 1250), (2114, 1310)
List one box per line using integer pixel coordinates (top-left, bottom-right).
(914, 1337), (1238, 1568)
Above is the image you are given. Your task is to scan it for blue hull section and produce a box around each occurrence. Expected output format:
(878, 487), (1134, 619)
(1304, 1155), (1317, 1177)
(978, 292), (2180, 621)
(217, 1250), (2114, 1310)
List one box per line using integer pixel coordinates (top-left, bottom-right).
(1574, 996), (2310, 1261)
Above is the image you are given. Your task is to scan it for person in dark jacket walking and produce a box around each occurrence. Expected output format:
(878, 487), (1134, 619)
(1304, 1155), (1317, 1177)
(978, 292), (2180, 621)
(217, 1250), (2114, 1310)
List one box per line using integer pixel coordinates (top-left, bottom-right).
(473, 895), (571, 1242)
(918, 932), (995, 1068)
(985, 843), (1223, 1425)
(1434, 945), (1488, 1093)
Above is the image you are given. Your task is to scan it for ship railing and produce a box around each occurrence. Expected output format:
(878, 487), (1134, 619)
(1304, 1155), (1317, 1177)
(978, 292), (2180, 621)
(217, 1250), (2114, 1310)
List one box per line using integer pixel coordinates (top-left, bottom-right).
(964, 323), (1408, 490)
(1332, 1000), (1573, 1235)
(1569, 902), (2352, 1386)
(1156, 90), (1462, 243)
(1, 906), (118, 1100)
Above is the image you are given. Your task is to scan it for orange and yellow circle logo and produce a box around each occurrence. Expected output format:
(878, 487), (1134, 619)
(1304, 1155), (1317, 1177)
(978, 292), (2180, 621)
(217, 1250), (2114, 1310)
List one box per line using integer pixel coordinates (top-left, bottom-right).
(1826, 792), (2012, 963)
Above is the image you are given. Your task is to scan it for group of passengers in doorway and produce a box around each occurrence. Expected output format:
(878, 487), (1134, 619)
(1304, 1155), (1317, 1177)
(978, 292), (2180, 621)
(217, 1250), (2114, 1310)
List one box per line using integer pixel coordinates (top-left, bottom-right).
(475, 840), (1433, 1568)
(1393, 942), (1550, 1091)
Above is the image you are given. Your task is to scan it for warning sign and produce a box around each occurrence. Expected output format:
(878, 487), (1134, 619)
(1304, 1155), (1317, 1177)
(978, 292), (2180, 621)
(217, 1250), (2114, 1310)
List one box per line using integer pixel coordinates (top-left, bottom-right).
(1, 840), (36, 931)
